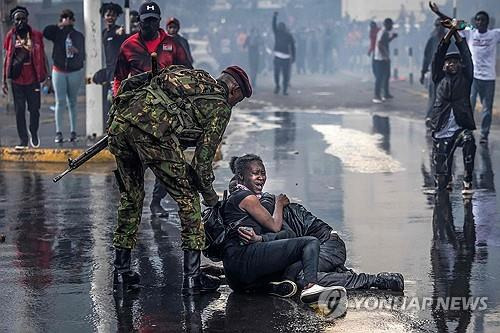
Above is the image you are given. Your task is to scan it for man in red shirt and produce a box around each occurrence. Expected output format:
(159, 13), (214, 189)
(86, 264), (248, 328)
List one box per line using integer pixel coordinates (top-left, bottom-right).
(3, 6), (48, 149)
(113, 2), (191, 217)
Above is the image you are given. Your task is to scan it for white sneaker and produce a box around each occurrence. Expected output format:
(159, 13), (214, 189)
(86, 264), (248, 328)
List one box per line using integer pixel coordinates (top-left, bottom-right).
(462, 181), (473, 195)
(15, 144), (28, 150)
(300, 284), (347, 304)
(372, 98), (383, 104)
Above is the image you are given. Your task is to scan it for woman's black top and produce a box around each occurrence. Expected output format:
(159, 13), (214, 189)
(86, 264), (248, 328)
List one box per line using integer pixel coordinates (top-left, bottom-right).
(43, 25), (85, 72)
(223, 189), (269, 247)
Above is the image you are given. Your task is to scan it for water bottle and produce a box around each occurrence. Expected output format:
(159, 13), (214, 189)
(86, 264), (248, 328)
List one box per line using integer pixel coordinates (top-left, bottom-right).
(65, 35), (74, 59)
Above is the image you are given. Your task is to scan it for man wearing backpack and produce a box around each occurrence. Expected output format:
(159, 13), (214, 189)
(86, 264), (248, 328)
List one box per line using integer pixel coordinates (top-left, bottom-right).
(113, 1), (192, 218)
(107, 65), (252, 295)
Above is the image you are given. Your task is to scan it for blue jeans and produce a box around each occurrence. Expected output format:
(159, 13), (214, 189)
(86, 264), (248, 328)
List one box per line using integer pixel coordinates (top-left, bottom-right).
(471, 78), (495, 139)
(53, 68), (83, 133)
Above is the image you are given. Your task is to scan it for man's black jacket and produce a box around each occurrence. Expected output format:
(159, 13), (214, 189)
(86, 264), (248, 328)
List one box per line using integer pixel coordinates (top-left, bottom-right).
(430, 38), (475, 132)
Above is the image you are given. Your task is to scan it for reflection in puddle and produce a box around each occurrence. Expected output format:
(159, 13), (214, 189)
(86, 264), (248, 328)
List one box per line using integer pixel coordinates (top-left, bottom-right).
(312, 124), (404, 173)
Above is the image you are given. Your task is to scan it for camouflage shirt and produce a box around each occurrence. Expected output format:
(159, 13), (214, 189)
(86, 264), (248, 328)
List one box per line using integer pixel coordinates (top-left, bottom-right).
(109, 66), (232, 194)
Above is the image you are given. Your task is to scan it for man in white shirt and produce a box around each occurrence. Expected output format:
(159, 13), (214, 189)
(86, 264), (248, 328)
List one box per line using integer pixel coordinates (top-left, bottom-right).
(461, 11), (500, 144)
(372, 18), (398, 103)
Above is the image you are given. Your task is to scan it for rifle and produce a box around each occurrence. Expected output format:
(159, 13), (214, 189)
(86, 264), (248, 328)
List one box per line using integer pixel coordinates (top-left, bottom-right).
(53, 135), (109, 182)
(429, 2), (470, 30)
(53, 52), (159, 183)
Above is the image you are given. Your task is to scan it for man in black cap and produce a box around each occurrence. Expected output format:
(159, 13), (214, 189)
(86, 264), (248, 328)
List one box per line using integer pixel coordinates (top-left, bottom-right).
(429, 18), (475, 195)
(108, 65), (252, 295)
(113, 1), (192, 217)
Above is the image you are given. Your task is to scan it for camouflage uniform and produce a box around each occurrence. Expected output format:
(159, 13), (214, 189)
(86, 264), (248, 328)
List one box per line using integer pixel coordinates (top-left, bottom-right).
(107, 66), (231, 250)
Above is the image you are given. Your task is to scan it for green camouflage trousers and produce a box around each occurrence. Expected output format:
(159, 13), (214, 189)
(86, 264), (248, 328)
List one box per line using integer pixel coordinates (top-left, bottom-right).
(108, 122), (205, 251)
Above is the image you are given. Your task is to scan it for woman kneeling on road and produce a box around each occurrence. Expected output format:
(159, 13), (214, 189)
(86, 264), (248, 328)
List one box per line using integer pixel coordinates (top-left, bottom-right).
(221, 154), (346, 304)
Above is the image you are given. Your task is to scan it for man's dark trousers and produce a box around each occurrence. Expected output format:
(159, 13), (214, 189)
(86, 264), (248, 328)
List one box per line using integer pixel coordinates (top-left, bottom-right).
(274, 57), (291, 93)
(471, 78), (495, 140)
(12, 82), (41, 145)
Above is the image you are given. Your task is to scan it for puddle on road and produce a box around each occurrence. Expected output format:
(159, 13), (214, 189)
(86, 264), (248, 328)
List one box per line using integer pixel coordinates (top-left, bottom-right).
(312, 124), (404, 174)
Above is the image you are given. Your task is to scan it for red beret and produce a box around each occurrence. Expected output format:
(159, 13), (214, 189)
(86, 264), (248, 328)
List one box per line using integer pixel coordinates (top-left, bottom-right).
(222, 66), (252, 98)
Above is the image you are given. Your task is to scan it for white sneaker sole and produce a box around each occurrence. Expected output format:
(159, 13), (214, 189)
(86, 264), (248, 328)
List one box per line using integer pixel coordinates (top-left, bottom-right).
(268, 280), (298, 298)
(300, 285), (346, 304)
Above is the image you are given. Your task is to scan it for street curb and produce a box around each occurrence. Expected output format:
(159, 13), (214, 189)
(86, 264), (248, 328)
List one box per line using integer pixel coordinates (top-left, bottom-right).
(0, 145), (222, 163)
(0, 147), (115, 163)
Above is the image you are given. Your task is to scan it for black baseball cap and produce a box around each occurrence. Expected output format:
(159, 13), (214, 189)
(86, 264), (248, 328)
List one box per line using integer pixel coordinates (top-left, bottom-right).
(139, 2), (161, 21)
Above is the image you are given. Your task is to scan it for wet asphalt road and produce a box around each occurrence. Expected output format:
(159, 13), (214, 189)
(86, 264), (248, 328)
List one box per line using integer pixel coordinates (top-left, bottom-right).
(1, 106), (499, 332)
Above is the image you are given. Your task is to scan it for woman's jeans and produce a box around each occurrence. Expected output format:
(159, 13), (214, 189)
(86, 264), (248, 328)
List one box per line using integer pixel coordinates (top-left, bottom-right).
(223, 236), (320, 292)
(52, 68), (83, 133)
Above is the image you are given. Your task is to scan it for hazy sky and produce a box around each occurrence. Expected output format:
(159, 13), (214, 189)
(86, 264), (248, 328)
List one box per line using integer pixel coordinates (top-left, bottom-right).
(342, 0), (447, 21)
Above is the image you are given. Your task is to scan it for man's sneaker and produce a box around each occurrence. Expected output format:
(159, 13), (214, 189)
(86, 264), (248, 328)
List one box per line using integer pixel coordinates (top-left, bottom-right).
(29, 132), (40, 148)
(462, 181), (473, 195)
(373, 272), (404, 292)
(15, 143), (29, 150)
(372, 98), (383, 104)
(479, 136), (488, 144)
(55, 132), (63, 143)
(70, 131), (77, 142)
(300, 284), (346, 304)
(274, 86), (280, 94)
(266, 280), (297, 298)
(384, 94), (394, 99)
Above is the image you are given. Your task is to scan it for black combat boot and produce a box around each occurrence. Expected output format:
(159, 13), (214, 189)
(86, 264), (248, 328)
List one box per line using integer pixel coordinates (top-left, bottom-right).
(150, 200), (169, 218)
(182, 250), (221, 295)
(372, 272), (404, 292)
(113, 247), (141, 292)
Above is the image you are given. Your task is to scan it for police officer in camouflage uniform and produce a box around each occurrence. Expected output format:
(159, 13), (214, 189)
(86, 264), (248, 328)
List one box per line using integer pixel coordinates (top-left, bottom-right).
(108, 65), (252, 294)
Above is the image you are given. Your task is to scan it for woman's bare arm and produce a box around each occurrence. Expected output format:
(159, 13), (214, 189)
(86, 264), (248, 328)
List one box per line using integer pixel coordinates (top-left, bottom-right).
(239, 195), (285, 232)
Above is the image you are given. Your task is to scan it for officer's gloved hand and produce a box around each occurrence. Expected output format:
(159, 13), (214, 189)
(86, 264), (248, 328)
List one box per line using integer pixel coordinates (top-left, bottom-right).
(202, 188), (219, 207)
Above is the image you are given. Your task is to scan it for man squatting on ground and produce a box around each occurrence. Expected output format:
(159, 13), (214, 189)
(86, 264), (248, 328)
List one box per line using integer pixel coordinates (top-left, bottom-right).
(107, 64), (252, 295)
(113, 2), (192, 218)
(429, 18), (476, 194)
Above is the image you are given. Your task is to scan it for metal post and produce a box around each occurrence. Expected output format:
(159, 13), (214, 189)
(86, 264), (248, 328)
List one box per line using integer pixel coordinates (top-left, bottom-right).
(453, 0), (457, 17)
(84, 0), (104, 137)
(124, 0), (130, 34)
(408, 47), (414, 85)
(393, 48), (399, 80)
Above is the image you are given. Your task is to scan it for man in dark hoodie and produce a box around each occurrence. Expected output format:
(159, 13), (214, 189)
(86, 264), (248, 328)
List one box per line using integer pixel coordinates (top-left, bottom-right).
(272, 12), (295, 95)
(429, 18), (476, 194)
(421, 18), (446, 128)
